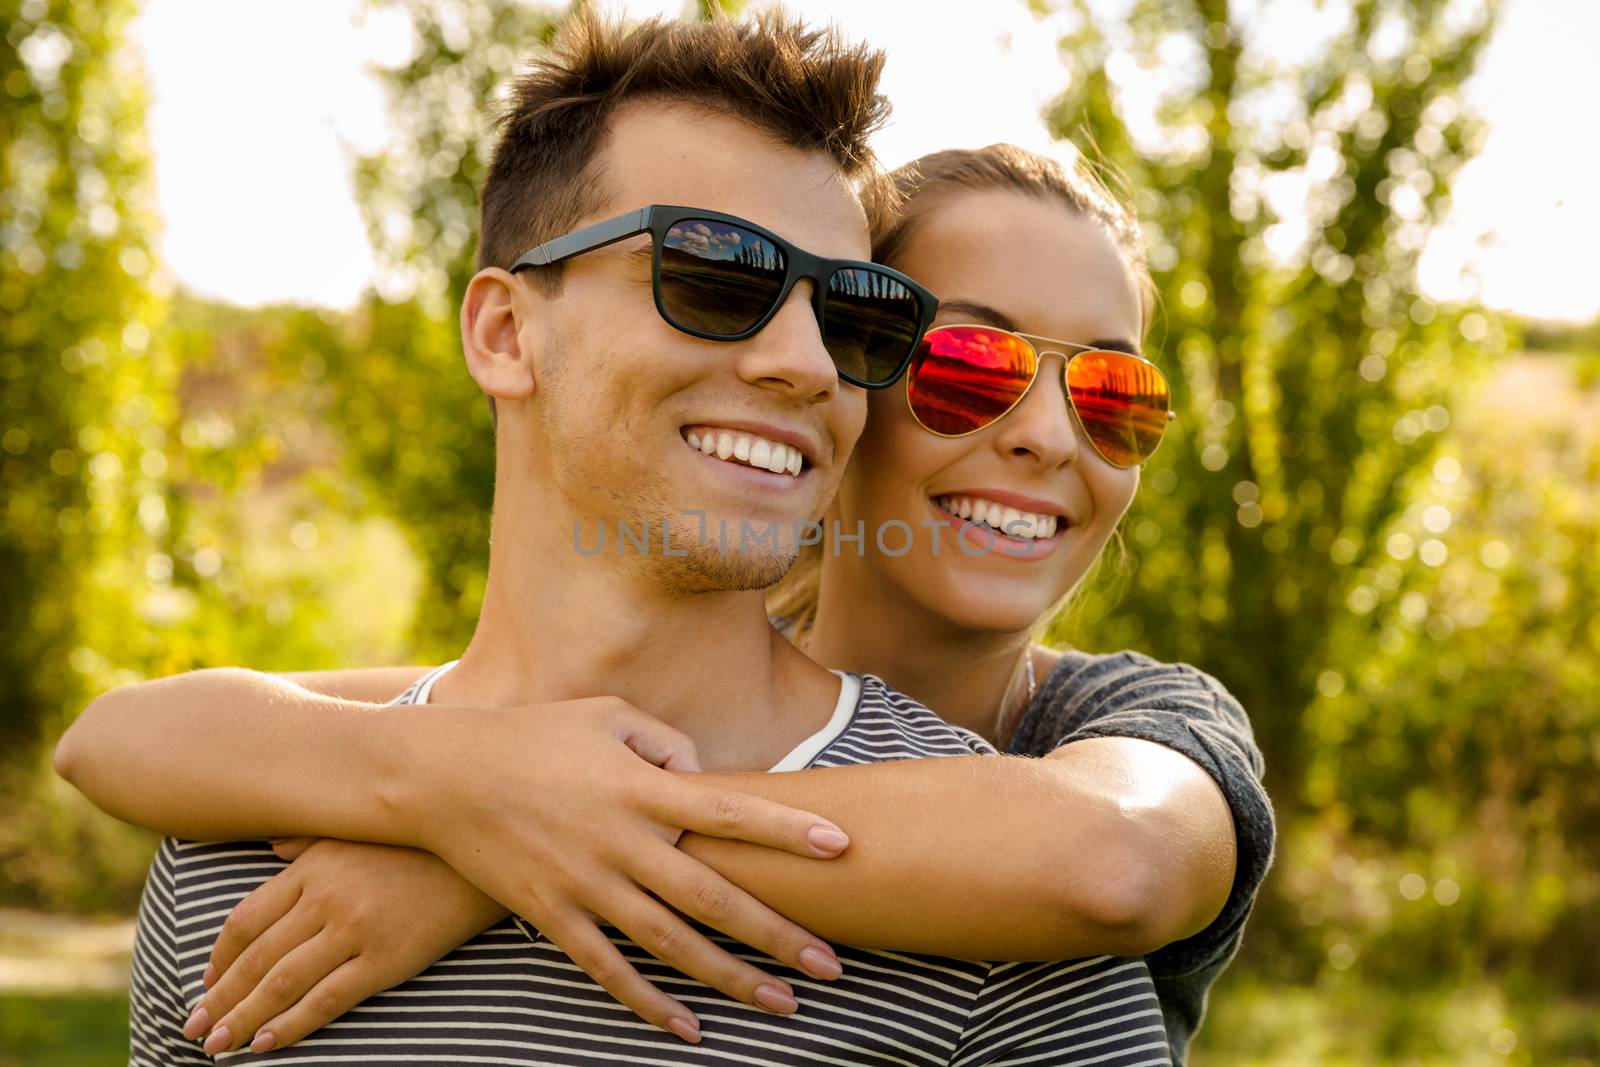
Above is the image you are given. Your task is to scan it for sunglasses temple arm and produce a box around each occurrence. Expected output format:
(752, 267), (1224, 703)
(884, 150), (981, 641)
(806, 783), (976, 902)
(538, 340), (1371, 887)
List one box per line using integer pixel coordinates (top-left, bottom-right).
(511, 207), (653, 270)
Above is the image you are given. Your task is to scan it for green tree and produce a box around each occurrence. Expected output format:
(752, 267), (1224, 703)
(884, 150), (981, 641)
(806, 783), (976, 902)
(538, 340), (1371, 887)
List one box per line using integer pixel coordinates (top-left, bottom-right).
(1040, 0), (1600, 1019)
(1041, 0), (1507, 805)
(1282, 379), (1600, 993)
(1, 0), (168, 746)
(324, 0), (565, 656)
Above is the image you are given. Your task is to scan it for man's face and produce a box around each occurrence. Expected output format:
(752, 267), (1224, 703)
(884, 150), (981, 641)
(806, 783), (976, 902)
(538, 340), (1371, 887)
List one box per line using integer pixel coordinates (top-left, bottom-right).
(512, 101), (871, 594)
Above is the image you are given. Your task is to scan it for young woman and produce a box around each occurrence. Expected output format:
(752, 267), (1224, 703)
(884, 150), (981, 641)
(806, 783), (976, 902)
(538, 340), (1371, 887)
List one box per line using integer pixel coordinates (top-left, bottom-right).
(56, 145), (1272, 1064)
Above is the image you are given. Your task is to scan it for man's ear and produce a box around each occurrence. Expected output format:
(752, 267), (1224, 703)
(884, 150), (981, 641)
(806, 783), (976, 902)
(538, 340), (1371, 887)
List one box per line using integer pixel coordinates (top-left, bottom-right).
(461, 268), (538, 404)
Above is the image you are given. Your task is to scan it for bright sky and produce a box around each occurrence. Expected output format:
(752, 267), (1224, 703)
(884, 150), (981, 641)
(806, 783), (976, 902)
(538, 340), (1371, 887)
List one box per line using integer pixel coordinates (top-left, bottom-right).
(132, 0), (1600, 321)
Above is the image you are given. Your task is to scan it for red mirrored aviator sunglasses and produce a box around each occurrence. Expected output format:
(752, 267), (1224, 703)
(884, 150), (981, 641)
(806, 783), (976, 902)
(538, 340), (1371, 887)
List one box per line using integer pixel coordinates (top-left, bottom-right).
(905, 325), (1175, 468)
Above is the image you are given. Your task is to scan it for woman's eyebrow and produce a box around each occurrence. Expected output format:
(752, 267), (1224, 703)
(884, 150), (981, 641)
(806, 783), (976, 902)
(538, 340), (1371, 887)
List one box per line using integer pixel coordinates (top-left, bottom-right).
(939, 299), (1143, 357)
(936, 299), (1017, 331)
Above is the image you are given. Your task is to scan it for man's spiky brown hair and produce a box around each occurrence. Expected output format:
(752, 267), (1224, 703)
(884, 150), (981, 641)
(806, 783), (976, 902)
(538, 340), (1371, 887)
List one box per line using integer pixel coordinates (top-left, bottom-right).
(477, 10), (895, 287)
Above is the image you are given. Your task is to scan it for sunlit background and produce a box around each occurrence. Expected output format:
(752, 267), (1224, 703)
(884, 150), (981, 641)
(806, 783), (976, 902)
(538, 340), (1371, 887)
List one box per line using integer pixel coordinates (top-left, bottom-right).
(133, 0), (1600, 320)
(3, 0), (1598, 1064)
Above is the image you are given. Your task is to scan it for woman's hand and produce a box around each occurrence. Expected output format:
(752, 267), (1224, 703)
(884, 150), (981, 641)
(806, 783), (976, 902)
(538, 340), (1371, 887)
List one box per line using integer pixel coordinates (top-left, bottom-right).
(395, 695), (849, 1043)
(182, 840), (507, 1056)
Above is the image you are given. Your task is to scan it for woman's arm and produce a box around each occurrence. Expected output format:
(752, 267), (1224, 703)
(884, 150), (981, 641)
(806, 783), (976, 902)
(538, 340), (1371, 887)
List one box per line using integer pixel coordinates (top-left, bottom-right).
(677, 738), (1235, 960)
(153, 724), (1233, 1056)
(54, 669), (854, 1031)
(56, 668), (1235, 961)
(54, 669), (427, 842)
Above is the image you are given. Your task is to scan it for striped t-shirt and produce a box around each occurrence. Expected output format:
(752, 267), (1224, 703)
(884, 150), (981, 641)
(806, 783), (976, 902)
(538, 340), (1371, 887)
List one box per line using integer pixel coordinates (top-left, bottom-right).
(128, 664), (1172, 1066)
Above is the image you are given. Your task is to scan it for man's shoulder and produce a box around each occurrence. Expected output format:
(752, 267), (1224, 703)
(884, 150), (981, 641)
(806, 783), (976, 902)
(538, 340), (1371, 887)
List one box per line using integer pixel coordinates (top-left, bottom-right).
(812, 674), (997, 766)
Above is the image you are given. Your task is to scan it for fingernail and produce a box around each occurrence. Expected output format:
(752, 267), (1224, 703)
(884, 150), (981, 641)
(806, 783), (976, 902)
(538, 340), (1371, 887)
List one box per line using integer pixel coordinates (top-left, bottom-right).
(251, 1030), (276, 1053)
(666, 1016), (701, 1043)
(202, 963), (218, 987)
(798, 945), (843, 980)
(202, 1024), (232, 1055)
(754, 982), (798, 1014)
(806, 825), (849, 853)
(182, 1005), (210, 1040)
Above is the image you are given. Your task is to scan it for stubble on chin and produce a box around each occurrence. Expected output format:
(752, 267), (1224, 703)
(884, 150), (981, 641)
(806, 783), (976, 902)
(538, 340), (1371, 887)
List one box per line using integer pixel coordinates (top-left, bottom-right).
(652, 514), (797, 596)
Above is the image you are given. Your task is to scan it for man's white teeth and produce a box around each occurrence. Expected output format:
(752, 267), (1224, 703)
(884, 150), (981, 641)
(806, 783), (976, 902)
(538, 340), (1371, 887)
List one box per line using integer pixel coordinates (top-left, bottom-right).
(685, 428), (804, 477)
(934, 495), (1060, 540)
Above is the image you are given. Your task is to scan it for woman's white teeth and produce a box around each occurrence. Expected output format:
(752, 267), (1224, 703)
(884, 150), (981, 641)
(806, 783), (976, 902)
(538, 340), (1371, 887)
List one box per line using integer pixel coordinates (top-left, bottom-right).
(685, 428), (803, 477)
(935, 495), (1059, 540)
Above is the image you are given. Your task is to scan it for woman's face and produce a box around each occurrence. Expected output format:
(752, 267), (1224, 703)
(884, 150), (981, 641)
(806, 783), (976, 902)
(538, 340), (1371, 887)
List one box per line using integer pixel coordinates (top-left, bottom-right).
(832, 187), (1146, 634)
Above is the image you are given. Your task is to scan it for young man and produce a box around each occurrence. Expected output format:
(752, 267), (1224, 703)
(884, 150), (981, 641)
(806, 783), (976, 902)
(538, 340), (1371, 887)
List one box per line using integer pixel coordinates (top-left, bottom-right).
(108, 13), (1174, 1066)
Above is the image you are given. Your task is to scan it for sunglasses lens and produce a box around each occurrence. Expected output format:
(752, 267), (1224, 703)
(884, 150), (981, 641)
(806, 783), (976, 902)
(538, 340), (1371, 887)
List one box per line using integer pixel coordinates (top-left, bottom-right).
(907, 326), (1037, 435)
(659, 219), (786, 336)
(1067, 351), (1171, 466)
(822, 268), (924, 386)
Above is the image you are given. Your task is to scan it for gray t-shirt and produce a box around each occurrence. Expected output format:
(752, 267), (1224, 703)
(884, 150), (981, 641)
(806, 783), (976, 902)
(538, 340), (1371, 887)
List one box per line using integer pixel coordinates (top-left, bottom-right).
(1007, 649), (1276, 1066)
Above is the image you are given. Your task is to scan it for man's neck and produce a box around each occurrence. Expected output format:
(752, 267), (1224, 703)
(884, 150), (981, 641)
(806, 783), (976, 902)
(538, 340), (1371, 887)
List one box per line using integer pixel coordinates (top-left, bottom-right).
(430, 508), (841, 771)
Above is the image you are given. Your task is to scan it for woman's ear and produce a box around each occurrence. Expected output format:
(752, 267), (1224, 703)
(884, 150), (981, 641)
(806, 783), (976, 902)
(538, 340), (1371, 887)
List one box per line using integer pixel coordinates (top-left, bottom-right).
(461, 268), (538, 404)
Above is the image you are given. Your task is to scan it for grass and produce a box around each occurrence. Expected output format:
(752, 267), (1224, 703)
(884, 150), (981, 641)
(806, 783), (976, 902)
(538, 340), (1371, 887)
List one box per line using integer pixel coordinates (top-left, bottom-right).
(0, 992), (126, 1067)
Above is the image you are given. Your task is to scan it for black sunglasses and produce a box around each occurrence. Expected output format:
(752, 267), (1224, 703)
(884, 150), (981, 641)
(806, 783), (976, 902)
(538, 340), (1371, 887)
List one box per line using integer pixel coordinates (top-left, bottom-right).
(510, 205), (937, 389)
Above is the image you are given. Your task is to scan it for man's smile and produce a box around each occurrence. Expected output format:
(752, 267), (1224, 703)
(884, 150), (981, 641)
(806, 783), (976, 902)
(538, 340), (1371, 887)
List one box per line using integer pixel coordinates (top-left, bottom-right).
(682, 424), (812, 478)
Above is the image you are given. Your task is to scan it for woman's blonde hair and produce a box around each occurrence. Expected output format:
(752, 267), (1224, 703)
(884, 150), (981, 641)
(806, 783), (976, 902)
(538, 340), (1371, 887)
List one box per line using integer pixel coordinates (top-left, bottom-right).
(765, 142), (1151, 636)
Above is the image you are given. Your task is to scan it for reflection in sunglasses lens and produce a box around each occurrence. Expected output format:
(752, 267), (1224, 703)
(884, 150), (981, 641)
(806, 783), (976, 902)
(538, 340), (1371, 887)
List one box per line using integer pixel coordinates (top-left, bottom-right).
(659, 220), (786, 336)
(1067, 352), (1171, 467)
(908, 327), (1037, 435)
(824, 268), (922, 386)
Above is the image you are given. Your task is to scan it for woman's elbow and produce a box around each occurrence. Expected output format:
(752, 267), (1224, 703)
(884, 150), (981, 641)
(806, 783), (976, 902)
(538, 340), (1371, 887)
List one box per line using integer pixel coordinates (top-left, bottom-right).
(53, 705), (101, 788)
(53, 686), (135, 791)
(52, 722), (82, 784)
(1059, 845), (1174, 955)
(1072, 841), (1232, 956)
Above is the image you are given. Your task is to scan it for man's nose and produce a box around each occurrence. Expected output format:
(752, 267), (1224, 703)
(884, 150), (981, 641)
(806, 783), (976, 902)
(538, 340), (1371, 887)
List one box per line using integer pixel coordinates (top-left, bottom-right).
(728, 279), (838, 401)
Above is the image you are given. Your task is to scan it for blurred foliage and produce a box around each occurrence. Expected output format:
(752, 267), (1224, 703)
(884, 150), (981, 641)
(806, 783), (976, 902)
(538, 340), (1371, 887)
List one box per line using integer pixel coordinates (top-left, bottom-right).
(1, 287), (426, 912)
(1523, 318), (1600, 352)
(339, 0), (561, 654)
(1036, 0), (1600, 1034)
(1042, 0), (1509, 790)
(0, 991), (127, 1067)
(1523, 314), (1600, 377)
(1191, 973), (1600, 1067)
(3, 0), (170, 911)
(1, 0), (166, 752)
(2, 0), (1596, 1063)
